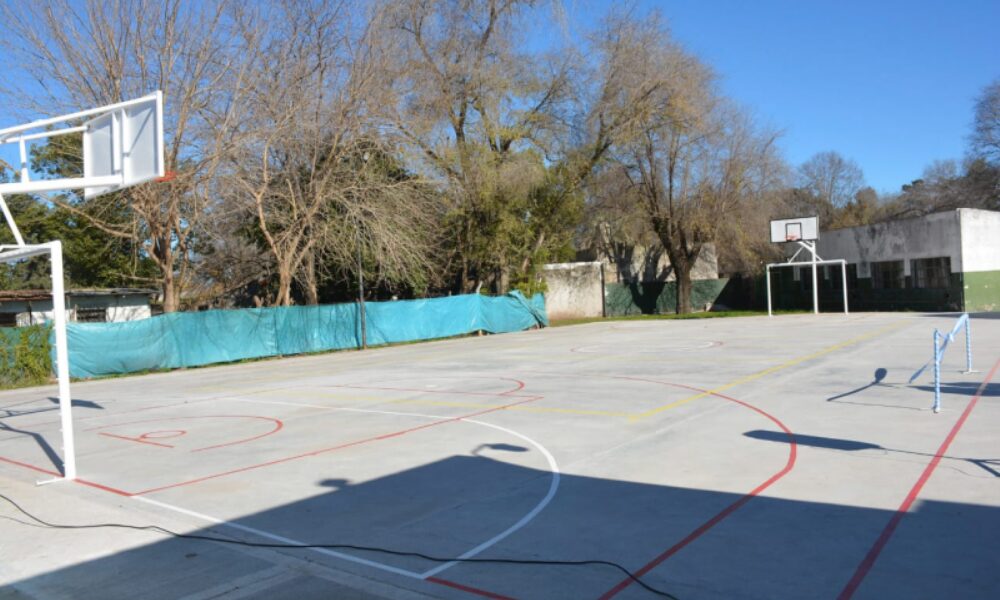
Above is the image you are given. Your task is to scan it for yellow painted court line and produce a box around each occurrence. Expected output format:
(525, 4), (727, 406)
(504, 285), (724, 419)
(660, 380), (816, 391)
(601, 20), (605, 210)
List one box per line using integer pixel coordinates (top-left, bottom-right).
(280, 388), (630, 417)
(389, 398), (631, 417)
(629, 321), (909, 422)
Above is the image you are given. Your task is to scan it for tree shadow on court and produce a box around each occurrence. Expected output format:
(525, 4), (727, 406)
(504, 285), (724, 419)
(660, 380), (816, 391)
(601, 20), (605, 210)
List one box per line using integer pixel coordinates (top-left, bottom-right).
(5, 441), (1000, 600)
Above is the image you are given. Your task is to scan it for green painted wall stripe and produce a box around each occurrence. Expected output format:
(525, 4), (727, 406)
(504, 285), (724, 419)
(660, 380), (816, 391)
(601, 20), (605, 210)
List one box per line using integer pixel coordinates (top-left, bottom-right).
(964, 270), (1000, 313)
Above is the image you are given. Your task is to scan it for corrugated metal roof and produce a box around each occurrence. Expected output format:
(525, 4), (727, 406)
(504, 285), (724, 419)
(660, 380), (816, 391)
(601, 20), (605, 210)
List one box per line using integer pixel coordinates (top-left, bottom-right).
(0, 288), (157, 302)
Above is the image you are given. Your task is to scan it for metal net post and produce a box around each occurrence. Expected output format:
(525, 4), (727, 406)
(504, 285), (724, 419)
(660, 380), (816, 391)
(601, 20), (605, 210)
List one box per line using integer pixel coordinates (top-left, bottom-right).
(963, 316), (976, 374)
(932, 329), (942, 414)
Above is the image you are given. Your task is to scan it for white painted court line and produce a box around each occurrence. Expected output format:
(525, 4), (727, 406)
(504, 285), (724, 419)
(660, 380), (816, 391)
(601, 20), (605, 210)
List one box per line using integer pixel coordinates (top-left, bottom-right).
(418, 418), (560, 579)
(136, 401), (561, 581)
(135, 495), (425, 579)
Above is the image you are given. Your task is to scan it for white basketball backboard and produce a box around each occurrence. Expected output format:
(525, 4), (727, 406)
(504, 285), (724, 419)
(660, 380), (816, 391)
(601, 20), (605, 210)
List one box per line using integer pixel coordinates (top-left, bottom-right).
(84, 92), (164, 198)
(0, 91), (164, 199)
(770, 216), (819, 243)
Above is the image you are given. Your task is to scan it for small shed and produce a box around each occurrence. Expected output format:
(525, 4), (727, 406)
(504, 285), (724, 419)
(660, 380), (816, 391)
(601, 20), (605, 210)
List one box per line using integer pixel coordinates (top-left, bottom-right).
(0, 288), (156, 327)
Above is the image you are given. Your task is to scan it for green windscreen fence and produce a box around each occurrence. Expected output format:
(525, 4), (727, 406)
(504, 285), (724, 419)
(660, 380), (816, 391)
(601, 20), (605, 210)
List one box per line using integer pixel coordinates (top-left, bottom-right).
(63, 292), (547, 379)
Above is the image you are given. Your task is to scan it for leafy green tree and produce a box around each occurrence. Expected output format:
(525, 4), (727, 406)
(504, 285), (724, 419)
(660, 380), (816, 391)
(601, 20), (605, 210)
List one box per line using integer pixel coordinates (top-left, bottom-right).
(0, 152), (157, 290)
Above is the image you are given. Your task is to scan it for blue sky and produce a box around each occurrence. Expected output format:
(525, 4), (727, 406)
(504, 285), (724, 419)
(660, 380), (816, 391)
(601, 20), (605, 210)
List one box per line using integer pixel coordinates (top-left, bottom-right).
(3, 0), (998, 195)
(561, 0), (1000, 194)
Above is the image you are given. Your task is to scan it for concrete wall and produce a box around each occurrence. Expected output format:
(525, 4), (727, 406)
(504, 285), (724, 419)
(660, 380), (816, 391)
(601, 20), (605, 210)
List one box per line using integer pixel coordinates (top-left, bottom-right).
(815, 211), (964, 277)
(599, 243), (719, 283)
(959, 208), (1000, 312)
(540, 262), (604, 320)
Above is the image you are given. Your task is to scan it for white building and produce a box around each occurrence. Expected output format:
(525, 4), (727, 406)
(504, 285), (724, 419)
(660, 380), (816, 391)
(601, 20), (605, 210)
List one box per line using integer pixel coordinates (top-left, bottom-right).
(788, 208), (1000, 312)
(0, 288), (155, 327)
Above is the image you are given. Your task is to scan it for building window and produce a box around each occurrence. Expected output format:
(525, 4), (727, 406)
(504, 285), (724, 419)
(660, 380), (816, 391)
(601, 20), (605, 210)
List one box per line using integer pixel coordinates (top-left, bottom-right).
(911, 257), (951, 289)
(871, 260), (904, 289)
(0, 313), (17, 327)
(75, 308), (107, 323)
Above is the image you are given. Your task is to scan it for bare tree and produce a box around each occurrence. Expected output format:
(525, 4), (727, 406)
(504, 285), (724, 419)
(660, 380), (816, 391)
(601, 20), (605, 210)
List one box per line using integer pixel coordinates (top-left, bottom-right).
(797, 151), (866, 211)
(598, 12), (782, 313)
(1, 0), (252, 311)
(227, 1), (438, 306)
(378, 0), (577, 293)
(971, 78), (1000, 164)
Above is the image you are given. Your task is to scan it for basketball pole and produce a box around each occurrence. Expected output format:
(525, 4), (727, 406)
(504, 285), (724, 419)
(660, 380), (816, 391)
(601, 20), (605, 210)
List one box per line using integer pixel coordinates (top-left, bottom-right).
(809, 241), (819, 314)
(49, 241), (76, 479)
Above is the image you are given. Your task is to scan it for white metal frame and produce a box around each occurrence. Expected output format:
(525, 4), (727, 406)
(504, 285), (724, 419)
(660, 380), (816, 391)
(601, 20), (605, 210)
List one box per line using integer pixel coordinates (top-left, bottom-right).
(908, 313), (976, 413)
(0, 92), (164, 481)
(0, 241), (75, 479)
(0, 91), (164, 197)
(766, 240), (849, 316)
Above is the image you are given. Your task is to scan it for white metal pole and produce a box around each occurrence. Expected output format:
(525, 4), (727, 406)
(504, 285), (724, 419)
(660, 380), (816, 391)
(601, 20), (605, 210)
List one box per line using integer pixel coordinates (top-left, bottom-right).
(19, 139), (29, 183)
(810, 242), (819, 314)
(841, 260), (849, 314)
(0, 92), (161, 141)
(766, 265), (773, 317)
(48, 241), (76, 479)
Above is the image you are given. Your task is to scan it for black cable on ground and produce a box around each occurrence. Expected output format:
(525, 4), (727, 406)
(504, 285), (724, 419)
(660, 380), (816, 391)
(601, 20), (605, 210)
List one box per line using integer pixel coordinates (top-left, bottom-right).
(1, 492), (678, 599)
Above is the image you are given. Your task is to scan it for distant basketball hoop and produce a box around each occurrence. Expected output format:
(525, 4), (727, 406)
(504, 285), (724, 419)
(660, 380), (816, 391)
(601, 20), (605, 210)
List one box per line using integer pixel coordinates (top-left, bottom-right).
(771, 217), (815, 243)
(765, 215), (849, 317)
(157, 170), (178, 183)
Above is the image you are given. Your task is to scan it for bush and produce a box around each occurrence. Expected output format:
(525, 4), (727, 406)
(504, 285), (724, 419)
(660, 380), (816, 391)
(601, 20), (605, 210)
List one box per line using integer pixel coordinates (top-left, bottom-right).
(0, 324), (53, 388)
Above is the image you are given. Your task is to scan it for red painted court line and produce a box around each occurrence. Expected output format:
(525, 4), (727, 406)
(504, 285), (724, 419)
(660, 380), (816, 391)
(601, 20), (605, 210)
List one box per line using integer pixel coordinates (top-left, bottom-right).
(836, 357), (1000, 600)
(18, 398), (205, 430)
(0, 455), (62, 477)
(598, 382), (797, 599)
(85, 415), (284, 452)
(0, 455), (133, 496)
(427, 577), (517, 600)
(99, 432), (175, 448)
(133, 396), (541, 496)
(424, 377), (795, 600)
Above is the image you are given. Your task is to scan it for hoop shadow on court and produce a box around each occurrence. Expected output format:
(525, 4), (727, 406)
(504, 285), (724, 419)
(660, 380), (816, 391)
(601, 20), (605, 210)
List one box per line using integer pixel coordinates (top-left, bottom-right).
(744, 429), (1000, 478)
(826, 368), (889, 402)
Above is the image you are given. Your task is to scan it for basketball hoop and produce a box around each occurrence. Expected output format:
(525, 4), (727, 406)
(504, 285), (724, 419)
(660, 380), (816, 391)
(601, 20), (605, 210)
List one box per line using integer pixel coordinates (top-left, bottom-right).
(0, 91), (165, 481)
(157, 170), (178, 183)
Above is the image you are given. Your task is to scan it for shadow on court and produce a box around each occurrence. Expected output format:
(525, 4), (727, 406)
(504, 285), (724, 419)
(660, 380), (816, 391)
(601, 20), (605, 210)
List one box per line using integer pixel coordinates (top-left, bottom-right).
(0, 397), (103, 472)
(6, 450), (1000, 600)
(745, 429), (1000, 479)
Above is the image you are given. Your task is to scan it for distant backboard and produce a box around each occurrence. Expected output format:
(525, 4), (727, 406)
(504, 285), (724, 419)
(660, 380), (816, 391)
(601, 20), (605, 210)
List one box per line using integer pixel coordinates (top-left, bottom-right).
(770, 216), (818, 243)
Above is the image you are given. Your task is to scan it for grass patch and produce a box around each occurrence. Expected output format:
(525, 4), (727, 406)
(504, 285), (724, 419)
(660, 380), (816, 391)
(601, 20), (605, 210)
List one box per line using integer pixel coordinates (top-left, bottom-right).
(0, 324), (53, 389)
(550, 310), (806, 327)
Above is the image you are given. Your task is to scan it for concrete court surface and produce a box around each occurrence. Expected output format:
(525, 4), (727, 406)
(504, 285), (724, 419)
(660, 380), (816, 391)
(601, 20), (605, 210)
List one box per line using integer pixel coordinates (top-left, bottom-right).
(1, 312), (998, 600)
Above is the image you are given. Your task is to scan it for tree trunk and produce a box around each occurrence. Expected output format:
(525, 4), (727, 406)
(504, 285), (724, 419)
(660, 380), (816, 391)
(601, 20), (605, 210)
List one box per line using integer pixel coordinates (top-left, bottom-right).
(674, 260), (693, 314)
(276, 265), (294, 306)
(301, 254), (319, 305)
(162, 270), (178, 313)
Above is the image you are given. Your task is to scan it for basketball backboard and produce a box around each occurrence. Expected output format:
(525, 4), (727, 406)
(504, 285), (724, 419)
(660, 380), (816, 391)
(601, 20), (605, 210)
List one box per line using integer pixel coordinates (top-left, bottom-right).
(770, 216), (818, 243)
(0, 91), (164, 199)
